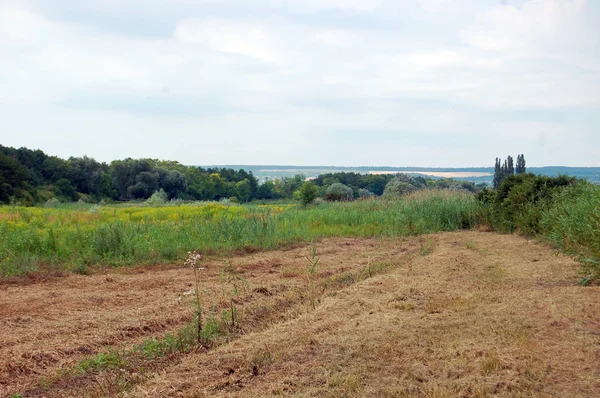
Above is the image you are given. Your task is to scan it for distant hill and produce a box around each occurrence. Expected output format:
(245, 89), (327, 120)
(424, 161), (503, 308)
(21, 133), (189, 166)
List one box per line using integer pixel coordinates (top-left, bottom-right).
(210, 165), (600, 184)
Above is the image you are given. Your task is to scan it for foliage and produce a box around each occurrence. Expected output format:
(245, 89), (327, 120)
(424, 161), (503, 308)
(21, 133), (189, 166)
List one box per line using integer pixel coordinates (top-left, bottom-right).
(298, 181), (318, 206)
(383, 174), (418, 198)
(516, 154), (526, 174)
(358, 188), (374, 199)
(326, 183), (353, 201)
(146, 189), (168, 205)
(479, 168), (598, 280)
(494, 154), (525, 189)
(0, 145), (265, 204)
(313, 172), (393, 196)
(488, 173), (576, 234)
(0, 153), (31, 204)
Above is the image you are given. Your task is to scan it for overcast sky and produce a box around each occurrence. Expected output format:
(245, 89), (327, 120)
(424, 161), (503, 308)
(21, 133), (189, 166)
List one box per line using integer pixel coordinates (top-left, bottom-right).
(1, 0), (598, 167)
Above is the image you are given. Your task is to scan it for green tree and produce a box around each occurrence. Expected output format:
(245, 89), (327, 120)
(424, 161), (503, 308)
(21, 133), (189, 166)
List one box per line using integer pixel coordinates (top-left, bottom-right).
(493, 158), (503, 189)
(159, 169), (187, 199)
(256, 180), (278, 200)
(55, 178), (77, 201)
(298, 181), (318, 206)
(0, 153), (31, 203)
(516, 154), (526, 174)
(235, 179), (252, 202)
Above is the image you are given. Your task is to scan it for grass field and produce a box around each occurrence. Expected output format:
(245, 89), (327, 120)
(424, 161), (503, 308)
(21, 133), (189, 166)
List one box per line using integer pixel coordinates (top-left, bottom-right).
(0, 190), (480, 276)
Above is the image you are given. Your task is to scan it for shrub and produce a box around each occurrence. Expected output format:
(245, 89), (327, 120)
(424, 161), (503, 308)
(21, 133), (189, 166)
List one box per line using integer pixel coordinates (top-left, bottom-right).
(146, 189), (168, 205)
(383, 178), (416, 198)
(358, 188), (374, 199)
(298, 181), (318, 206)
(44, 197), (61, 208)
(326, 183), (353, 201)
(489, 173), (576, 234)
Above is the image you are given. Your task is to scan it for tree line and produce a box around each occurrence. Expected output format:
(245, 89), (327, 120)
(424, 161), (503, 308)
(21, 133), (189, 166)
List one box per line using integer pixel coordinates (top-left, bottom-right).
(0, 145), (268, 204)
(1, 145), (489, 205)
(493, 154), (526, 189)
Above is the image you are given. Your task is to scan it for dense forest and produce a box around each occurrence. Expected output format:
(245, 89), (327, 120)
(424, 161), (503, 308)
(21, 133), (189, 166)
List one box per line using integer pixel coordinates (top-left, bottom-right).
(0, 145), (485, 205)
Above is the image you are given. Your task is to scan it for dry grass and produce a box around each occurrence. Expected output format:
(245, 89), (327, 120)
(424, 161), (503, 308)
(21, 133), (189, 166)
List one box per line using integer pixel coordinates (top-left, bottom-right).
(2, 232), (599, 397)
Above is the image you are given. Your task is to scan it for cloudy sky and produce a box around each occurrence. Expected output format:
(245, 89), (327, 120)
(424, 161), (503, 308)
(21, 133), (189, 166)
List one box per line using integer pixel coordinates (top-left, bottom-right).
(1, 0), (598, 167)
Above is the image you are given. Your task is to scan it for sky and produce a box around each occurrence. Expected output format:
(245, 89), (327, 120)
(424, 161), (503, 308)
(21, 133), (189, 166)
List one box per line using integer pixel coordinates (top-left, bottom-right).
(0, 0), (598, 167)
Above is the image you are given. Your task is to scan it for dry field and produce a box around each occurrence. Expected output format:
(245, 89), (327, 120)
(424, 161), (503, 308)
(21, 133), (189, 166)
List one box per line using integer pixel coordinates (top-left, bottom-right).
(1, 231), (599, 397)
(368, 171), (492, 178)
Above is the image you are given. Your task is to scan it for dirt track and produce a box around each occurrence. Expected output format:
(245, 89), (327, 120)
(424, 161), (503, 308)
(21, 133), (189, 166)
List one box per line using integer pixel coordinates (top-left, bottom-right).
(1, 232), (599, 397)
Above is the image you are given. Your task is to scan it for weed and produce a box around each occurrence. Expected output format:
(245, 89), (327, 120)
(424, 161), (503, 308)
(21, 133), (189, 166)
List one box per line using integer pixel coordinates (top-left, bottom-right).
(481, 354), (502, 375)
(76, 350), (125, 374)
(306, 242), (320, 276)
(184, 250), (204, 345)
(305, 242), (322, 309)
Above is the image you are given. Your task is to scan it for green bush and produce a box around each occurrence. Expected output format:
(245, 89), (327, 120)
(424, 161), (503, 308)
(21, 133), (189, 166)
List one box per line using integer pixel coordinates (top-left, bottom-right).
(326, 183), (353, 201)
(146, 189), (168, 205)
(298, 181), (318, 207)
(487, 173), (576, 234)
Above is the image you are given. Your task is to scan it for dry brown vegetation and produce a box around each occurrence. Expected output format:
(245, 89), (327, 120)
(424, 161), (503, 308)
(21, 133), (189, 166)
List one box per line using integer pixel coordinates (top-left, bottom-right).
(1, 232), (599, 397)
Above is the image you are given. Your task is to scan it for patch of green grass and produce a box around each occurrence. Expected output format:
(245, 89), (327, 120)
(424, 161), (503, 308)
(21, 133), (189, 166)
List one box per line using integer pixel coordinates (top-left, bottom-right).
(76, 350), (125, 374)
(1, 191), (482, 276)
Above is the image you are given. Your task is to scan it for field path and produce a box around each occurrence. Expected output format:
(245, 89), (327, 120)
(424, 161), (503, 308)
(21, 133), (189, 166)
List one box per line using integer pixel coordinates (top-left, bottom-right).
(1, 232), (599, 397)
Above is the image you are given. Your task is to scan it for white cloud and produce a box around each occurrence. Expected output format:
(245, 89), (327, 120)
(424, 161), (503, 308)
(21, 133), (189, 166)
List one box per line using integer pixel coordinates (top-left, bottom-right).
(285, 0), (382, 12)
(462, 0), (591, 54)
(174, 18), (279, 62)
(312, 29), (354, 47)
(0, 5), (49, 45)
(419, 0), (456, 13)
(402, 50), (500, 69)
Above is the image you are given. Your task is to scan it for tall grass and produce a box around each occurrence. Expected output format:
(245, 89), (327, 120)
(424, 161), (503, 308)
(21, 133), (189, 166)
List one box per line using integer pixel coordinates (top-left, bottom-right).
(0, 191), (481, 276)
(541, 182), (600, 280)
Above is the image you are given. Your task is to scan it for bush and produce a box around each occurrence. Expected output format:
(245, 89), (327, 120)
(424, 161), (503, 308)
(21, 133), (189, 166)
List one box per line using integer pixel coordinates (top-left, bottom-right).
(358, 188), (375, 199)
(298, 181), (318, 206)
(489, 174), (576, 234)
(326, 183), (353, 201)
(383, 176), (416, 198)
(44, 197), (61, 208)
(146, 189), (168, 206)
